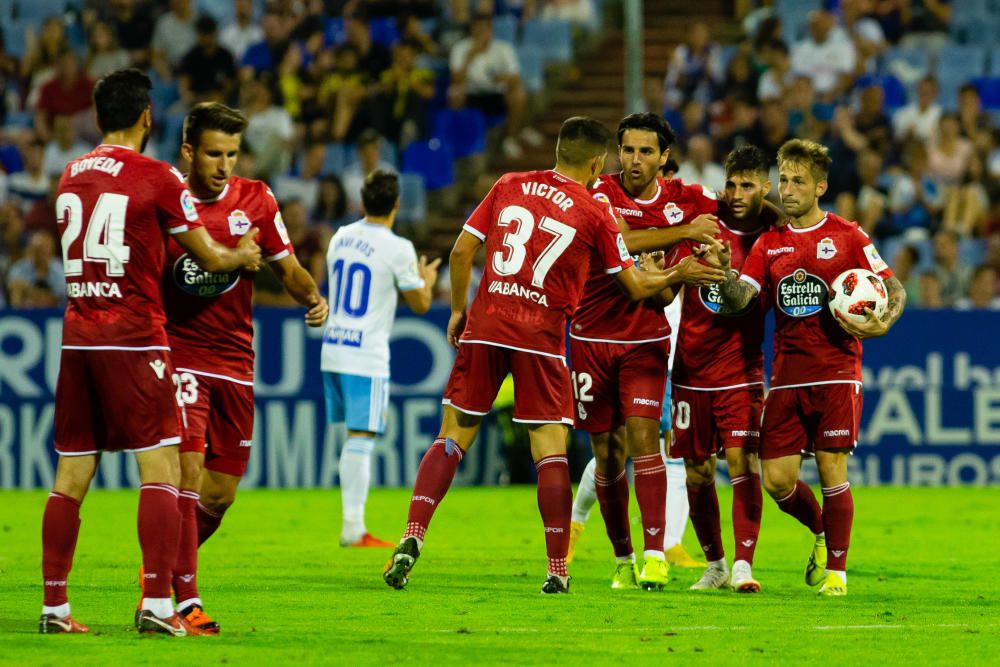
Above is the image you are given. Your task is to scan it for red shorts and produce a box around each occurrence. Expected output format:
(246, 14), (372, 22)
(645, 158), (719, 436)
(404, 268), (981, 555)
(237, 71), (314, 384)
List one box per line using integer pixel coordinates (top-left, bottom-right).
(761, 383), (863, 460)
(568, 337), (669, 434)
(670, 384), (763, 461)
(54, 348), (183, 455)
(176, 371), (255, 477)
(443, 342), (573, 424)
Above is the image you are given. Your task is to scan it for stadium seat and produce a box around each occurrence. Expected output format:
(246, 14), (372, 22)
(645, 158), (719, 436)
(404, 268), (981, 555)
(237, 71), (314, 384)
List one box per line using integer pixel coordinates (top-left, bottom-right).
(774, 0), (821, 41)
(518, 47), (545, 94)
(196, 0), (236, 24)
(7, 0), (66, 25)
(401, 139), (455, 191)
(431, 108), (486, 159)
(988, 48), (1000, 77)
(397, 173), (428, 225)
(881, 47), (931, 83)
(321, 143), (351, 176)
(369, 17), (399, 47)
(936, 46), (988, 81)
(959, 238), (986, 267)
(521, 19), (573, 65)
(325, 17), (346, 47)
(857, 74), (907, 110)
(493, 14), (518, 44)
(2, 19), (28, 59)
(950, 15), (999, 45)
(972, 77), (1000, 109)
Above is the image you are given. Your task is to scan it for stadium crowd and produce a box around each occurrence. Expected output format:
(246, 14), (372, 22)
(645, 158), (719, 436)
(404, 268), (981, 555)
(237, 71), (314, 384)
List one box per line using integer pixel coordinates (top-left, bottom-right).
(0, 0), (998, 310)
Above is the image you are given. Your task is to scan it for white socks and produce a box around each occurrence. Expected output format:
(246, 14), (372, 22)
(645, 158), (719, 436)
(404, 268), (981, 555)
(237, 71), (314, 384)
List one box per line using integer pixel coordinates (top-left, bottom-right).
(340, 436), (376, 541)
(571, 457), (598, 524)
(42, 603), (69, 618)
(141, 597), (174, 618)
(664, 457), (689, 549)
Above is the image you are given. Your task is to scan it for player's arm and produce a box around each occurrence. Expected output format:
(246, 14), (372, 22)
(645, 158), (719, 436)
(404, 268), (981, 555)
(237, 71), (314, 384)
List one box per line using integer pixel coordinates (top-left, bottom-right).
(638, 252), (725, 305)
(173, 226), (262, 273)
(619, 213), (721, 254)
(708, 238), (760, 313)
(446, 230), (482, 348)
(835, 276), (906, 339)
(400, 256), (442, 315)
(269, 253), (329, 327)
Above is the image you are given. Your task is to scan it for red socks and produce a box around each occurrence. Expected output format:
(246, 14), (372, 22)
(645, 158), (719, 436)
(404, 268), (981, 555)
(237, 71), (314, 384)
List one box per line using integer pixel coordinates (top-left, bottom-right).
(173, 490), (200, 604)
(403, 438), (463, 541)
(775, 480), (824, 534)
(138, 484), (181, 599)
(595, 468), (632, 558)
(731, 474), (763, 564)
(822, 482), (854, 571)
(42, 492), (81, 607)
(632, 453), (666, 553)
(535, 455), (571, 577)
(687, 482), (724, 562)
(195, 501), (224, 546)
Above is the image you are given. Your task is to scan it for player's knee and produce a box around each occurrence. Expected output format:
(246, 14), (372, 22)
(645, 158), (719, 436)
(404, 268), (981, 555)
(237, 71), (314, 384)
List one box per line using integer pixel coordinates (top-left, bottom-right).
(761, 468), (795, 499)
(201, 489), (235, 514)
(685, 460), (714, 487)
(625, 420), (659, 455)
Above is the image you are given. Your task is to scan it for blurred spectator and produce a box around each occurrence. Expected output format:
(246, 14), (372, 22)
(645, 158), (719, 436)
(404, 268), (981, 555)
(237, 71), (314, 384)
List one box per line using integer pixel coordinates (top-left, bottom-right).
(283, 198), (326, 285)
(369, 40), (434, 146)
(661, 156), (680, 180)
(318, 44), (368, 142)
(675, 135), (725, 192)
(841, 0), (886, 74)
(932, 229), (972, 305)
(540, 0), (595, 27)
(6, 231), (65, 308)
(893, 76), (940, 143)
(22, 16), (69, 108)
(917, 270), (944, 308)
(315, 175), (351, 228)
(34, 50), (94, 142)
(86, 20), (131, 80)
(106, 0), (156, 69)
(276, 42), (306, 120)
(927, 113), (972, 188)
(955, 265), (1000, 310)
(178, 15), (237, 104)
(842, 148), (887, 237)
(890, 243), (922, 303)
(745, 98), (791, 164)
(448, 13), (540, 159)
(243, 78), (295, 181)
(722, 50), (758, 105)
(345, 14), (392, 82)
(851, 83), (892, 154)
(152, 0), (197, 80)
(957, 83), (993, 155)
(8, 139), (49, 212)
(899, 0), (951, 51)
(42, 115), (90, 179)
(342, 130), (395, 217)
(397, 13), (439, 56)
(24, 176), (59, 238)
(0, 32), (17, 125)
(872, 0), (904, 44)
(663, 21), (724, 110)
(241, 6), (289, 77)
(942, 154), (988, 237)
(791, 10), (855, 100)
(0, 201), (25, 272)
(274, 143), (325, 213)
(220, 0), (263, 62)
(757, 40), (793, 102)
(887, 142), (940, 235)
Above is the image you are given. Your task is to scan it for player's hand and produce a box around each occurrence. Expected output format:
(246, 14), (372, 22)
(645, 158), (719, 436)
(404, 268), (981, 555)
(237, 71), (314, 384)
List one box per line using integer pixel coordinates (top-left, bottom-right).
(304, 295), (329, 327)
(676, 255), (727, 286)
(638, 251), (664, 272)
(419, 255), (442, 286)
(446, 310), (467, 349)
(237, 227), (262, 272)
(696, 237), (731, 271)
(834, 307), (888, 339)
(684, 214), (720, 244)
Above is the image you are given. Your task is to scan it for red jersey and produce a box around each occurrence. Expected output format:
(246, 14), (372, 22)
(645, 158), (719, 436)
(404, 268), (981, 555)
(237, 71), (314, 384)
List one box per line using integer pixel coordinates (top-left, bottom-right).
(164, 176), (294, 382)
(460, 169), (633, 357)
(571, 174), (718, 343)
(739, 212), (894, 387)
(671, 219), (767, 389)
(57, 144), (203, 348)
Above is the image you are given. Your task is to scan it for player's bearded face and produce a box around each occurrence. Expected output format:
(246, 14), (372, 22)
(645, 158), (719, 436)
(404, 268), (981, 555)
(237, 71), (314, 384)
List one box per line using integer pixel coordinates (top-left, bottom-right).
(189, 129), (241, 196)
(619, 129), (666, 193)
(778, 162), (822, 218)
(725, 171), (770, 220)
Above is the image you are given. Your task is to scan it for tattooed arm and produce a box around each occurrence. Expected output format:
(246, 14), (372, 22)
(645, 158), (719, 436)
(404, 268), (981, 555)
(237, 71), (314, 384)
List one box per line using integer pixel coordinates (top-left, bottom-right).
(704, 237), (759, 312)
(835, 275), (906, 339)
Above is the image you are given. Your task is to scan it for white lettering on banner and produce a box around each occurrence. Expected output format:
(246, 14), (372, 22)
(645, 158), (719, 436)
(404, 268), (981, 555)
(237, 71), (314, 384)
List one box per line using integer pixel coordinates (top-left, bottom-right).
(20, 403), (54, 490)
(955, 353), (1000, 389)
(265, 401), (315, 487)
(45, 318), (61, 394)
(925, 388), (972, 445)
(0, 405), (13, 487)
(975, 388), (1000, 444)
(0, 317), (45, 397)
(863, 388), (922, 444)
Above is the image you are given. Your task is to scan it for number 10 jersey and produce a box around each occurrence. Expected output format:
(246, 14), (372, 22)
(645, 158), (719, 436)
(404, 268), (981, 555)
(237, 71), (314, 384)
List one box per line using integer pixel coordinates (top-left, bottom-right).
(320, 220), (424, 378)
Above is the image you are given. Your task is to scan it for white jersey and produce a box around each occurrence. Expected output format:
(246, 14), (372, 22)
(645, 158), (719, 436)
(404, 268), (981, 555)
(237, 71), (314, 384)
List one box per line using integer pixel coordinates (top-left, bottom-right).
(321, 220), (424, 378)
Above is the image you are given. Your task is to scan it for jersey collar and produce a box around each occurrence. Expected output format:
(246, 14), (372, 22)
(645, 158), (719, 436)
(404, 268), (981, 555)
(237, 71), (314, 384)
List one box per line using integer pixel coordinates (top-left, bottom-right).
(190, 182), (230, 204)
(624, 174), (661, 205)
(786, 213), (828, 233)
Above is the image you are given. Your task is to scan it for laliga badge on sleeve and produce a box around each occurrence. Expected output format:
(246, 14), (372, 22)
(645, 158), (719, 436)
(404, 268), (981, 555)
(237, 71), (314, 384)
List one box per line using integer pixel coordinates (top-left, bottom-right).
(863, 243), (889, 273)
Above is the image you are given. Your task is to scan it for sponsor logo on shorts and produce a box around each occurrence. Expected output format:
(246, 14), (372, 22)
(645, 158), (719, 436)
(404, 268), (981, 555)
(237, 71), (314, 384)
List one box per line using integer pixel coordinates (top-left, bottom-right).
(413, 495), (436, 506)
(777, 269), (828, 317)
(239, 440), (253, 448)
(488, 280), (549, 306)
(324, 327), (363, 347)
(632, 397), (660, 407)
(700, 269), (752, 317)
(173, 253), (240, 298)
(824, 429), (851, 437)
(730, 429), (760, 437)
(149, 359), (167, 380)
(768, 246), (795, 256)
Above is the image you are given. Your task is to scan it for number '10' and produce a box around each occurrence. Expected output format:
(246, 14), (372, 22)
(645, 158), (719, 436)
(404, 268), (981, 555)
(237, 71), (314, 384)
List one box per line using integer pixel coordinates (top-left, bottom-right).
(330, 259), (372, 317)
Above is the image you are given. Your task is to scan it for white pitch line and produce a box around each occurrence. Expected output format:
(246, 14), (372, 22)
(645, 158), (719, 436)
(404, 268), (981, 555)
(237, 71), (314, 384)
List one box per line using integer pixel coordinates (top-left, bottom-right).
(432, 623), (988, 634)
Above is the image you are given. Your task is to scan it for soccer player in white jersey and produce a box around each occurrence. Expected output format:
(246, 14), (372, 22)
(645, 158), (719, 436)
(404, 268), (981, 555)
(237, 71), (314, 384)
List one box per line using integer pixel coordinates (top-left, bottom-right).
(321, 170), (440, 547)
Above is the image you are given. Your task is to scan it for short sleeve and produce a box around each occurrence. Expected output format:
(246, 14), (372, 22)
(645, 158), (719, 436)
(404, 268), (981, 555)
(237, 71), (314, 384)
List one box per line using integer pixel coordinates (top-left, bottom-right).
(393, 240), (424, 292)
(739, 236), (768, 293)
(852, 228), (894, 281)
(462, 177), (501, 241)
(156, 164), (203, 234)
(595, 207), (634, 274)
(258, 185), (295, 261)
(682, 182), (719, 219)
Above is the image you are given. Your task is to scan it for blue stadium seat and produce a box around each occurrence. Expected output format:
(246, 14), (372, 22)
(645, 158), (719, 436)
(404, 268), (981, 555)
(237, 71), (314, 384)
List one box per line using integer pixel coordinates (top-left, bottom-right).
(196, 0), (235, 24)
(856, 75), (907, 110)
(936, 46), (988, 81)
(989, 48), (1000, 76)
(401, 139), (455, 191)
(521, 19), (572, 65)
(3, 19), (28, 59)
(397, 173), (427, 225)
(950, 15), (999, 45)
(431, 108), (486, 159)
(880, 47), (931, 81)
(8, 0), (65, 25)
(369, 17), (399, 47)
(325, 17), (346, 47)
(493, 14), (518, 44)
(972, 77), (1000, 109)
(774, 0), (821, 41)
(959, 238), (986, 268)
(321, 143), (351, 176)
(518, 47), (545, 94)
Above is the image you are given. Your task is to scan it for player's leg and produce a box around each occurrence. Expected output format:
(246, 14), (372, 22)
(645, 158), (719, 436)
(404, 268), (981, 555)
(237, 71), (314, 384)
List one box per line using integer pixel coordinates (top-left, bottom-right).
(685, 456), (730, 590)
(339, 374), (392, 547)
(726, 447), (762, 592)
(662, 384), (703, 568)
(567, 456), (597, 563)
(592, 428), (638, 589)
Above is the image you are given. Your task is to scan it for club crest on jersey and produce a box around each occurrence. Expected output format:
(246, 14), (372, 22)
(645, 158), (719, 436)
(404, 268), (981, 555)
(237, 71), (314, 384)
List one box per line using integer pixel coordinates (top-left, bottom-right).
(817, 237), (837, 260)
(228, 209), (251, 236)
(700, 269), (752, 316)
(663, 202), (685, 225)
(173, 253), (241, 298)
(777, 268), (828, 317)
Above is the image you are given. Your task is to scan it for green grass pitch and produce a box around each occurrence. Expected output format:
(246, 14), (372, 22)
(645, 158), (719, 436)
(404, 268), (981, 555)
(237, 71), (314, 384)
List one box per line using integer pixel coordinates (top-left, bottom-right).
(1, 486), (998, 665)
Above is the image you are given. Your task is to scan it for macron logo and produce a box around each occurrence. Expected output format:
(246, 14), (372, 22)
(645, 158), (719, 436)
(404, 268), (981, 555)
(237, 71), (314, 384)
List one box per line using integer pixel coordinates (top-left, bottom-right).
(646, 527), (661, 536)
(768, 247), (795, 256)
(149, 360), (166, 379)
(413, 495), (436, 506)
(824, 429), (850, 437)
(633, 397), (660, 407)
(741, 539), (755, 547)
(831, 550), (845, 557)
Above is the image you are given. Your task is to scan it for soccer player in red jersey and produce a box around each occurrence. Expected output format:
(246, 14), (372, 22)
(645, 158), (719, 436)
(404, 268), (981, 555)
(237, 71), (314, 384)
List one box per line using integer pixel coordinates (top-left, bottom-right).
(715, 139), (906, 596)
(669, 145), (778, 593)
(41, 69), (261, 636)
(383, 117), (681, 594)
(569, 112), (726, 590)
(163, 103), (328, 632)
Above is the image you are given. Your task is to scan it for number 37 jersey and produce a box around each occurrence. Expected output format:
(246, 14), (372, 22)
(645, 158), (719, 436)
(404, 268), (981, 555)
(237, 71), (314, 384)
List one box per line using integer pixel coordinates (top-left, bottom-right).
(57, 144), (203, 348)
(460, 170), (633, 357)
(320, 220), (424, 378)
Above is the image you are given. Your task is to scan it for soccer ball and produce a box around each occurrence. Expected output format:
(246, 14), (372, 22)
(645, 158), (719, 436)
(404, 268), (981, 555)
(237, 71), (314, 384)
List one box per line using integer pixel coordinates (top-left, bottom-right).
(829, 268), (888, 322)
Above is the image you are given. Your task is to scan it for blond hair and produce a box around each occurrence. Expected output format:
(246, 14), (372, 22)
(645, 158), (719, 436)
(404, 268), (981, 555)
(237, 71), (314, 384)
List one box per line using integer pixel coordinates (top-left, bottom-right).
(777, 138), (832, 182)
